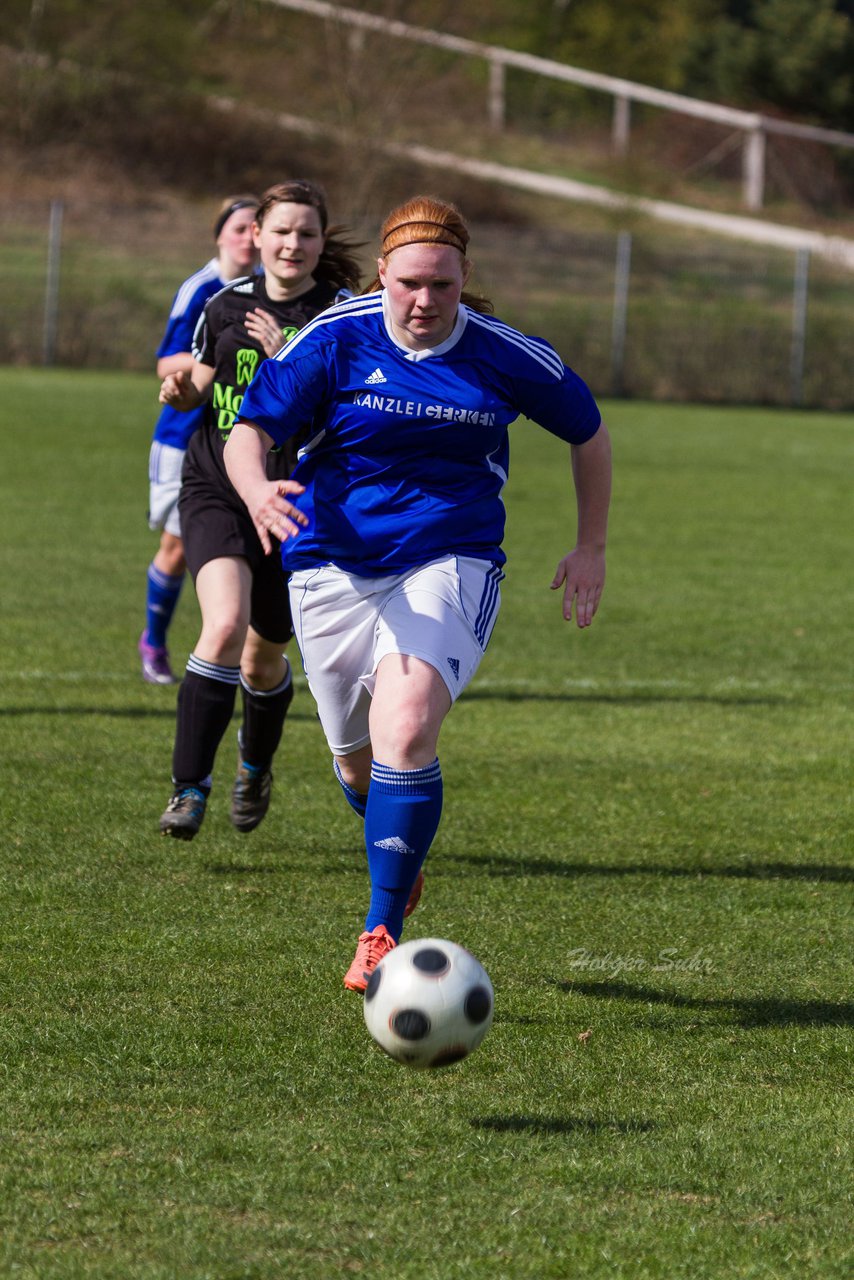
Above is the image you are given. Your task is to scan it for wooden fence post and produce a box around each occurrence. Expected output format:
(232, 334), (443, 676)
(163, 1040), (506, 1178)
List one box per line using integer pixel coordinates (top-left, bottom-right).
(488, 57), (505, 130)
(790, 247), (810, 406)
(611, 230), (632, 396)
(742, 127), (766, 211)
(43, 198), (63, 367)
(612, 95), (631, 156)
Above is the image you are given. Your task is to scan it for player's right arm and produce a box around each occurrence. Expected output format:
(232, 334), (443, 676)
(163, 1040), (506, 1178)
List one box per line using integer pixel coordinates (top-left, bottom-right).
(158, 364), (215, 412)
(156, 352), (196, 379)
(223, 422), (307, 555)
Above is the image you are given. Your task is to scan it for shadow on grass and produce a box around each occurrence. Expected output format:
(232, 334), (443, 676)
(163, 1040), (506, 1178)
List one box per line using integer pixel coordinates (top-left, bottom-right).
(205, 863), (280, 875)
(493, 1013), (548, 1026)
(471, 1114), (654, 1136)
(460, 688), (792, 708)
(0, 705), (314, 720)
(0, 705), (178, 719)
(558, 979), (854, 1028)
(444, 852), (853, 884)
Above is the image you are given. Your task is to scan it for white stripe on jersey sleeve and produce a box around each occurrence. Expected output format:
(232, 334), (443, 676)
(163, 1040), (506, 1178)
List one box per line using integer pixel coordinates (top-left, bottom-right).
(189, 274), (258, 361)
(465, 308), (566, 380)
(170, 259), (221, 319)
(271, 292), (384, 362)
(191, 307), (208, 362)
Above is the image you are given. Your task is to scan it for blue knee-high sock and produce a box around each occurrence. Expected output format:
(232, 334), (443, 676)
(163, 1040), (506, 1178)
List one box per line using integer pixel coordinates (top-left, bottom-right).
(334, 759), (368, 819)
(146, 562), (184, 648)
(364, 759), (443, 941)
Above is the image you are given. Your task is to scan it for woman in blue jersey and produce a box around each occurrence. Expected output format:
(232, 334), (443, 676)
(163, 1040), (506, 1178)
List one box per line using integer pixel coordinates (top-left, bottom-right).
(140, 194), (259, 684)
(224, 194), (612, 991)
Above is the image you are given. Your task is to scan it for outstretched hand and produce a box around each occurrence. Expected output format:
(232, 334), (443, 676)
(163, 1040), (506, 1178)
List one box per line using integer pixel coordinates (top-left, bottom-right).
(551, 546), (606, 628)
(245, 479), (308, 555)
(159, 370), (200, 411)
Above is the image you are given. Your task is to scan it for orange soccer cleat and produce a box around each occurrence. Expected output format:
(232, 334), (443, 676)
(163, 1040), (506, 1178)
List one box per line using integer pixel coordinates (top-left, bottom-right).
(343, 924), (396, 993)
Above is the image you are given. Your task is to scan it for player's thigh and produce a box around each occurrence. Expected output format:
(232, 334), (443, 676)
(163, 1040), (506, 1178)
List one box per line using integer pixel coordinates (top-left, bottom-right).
(181, 483), (259, 584)
(248, 549), (293, 647)
(288, 566), (381, 755)
(374, 556), (504, 705)
(369, 653), (452, 766)
(195, 556), (252, 637)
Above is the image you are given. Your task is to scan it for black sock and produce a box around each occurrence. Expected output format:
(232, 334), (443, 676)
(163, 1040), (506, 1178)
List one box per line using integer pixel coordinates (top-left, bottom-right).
(238, 663), (294, 771)
(172, 656), (240, 788)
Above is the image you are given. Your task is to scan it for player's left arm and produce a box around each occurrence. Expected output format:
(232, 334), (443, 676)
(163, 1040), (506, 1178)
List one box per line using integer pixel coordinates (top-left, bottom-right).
(551, 421), (612, 628)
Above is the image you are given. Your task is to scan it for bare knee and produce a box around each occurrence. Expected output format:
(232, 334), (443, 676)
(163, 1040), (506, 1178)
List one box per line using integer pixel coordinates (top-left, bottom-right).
(194, 559), (252, 666)
(376, 710), (422, 759)
(241, 649), (289, 691)
(370, 702), (440, 770)
(336, 745), (372, 794)
(369, 657), (450, 769)
(197, 610), (247, 665)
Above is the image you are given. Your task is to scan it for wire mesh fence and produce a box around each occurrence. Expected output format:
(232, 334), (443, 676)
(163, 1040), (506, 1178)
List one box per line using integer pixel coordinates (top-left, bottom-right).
(2, 195), (853, 409)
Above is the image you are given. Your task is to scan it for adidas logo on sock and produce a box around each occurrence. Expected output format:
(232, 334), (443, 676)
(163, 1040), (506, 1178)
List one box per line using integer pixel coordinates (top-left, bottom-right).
(374, 835), (415, 855)
(365, 367), (387, 384)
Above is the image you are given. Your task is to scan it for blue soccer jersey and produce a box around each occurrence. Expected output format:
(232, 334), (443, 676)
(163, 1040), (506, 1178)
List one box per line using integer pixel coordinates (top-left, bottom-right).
(237, 290), (602, 576)
(152, 258), (227, 450)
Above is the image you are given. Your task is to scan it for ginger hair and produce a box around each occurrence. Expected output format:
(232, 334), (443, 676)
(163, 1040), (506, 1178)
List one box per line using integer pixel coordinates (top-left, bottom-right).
(365, 195), (493, 313)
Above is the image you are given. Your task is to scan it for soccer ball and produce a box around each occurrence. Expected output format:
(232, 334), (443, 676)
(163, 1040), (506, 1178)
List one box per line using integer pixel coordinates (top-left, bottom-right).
(363, 937), (494, 1069)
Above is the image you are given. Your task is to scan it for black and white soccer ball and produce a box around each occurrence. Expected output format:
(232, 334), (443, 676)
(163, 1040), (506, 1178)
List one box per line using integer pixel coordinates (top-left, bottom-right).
(363, 937), (494, 1069)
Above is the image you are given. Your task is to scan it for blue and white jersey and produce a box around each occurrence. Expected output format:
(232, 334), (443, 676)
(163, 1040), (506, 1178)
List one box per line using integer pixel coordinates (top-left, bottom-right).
(152, 258), (226, 450)
(237, 290), (602, 576)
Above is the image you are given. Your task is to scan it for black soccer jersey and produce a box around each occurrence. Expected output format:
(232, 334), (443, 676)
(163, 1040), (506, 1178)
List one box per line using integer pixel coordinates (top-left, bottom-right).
(184, 273), (340, 490)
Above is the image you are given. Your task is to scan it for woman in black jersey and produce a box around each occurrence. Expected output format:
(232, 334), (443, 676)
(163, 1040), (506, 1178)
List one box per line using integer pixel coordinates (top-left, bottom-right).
(157, 180), (362, 840)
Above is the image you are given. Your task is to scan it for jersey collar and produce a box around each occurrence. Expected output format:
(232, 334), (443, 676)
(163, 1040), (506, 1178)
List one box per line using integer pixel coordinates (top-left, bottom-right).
(381, 289), (468, 361)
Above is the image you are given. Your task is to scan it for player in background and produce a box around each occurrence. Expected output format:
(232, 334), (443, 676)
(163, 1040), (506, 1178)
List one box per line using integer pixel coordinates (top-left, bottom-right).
(140, 195), (260, 684)
(157, 180), (362, 840)
(223, 194), (612, 990)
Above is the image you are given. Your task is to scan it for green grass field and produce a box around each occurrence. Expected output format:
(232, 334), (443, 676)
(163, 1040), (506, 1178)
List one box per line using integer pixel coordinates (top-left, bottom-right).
(1, 369), (851, 1279)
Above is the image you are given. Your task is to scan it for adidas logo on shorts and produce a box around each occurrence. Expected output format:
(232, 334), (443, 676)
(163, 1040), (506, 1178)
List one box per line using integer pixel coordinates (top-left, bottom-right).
(447, 657), (460, 680)
(365, 367), (387, 384)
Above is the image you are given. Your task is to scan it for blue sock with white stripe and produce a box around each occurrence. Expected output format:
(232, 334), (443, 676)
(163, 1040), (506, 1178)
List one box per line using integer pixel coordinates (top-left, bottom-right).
(364, 758), (443, 940)
(145, 562), (184, 649)
(334, 759), (368, 818)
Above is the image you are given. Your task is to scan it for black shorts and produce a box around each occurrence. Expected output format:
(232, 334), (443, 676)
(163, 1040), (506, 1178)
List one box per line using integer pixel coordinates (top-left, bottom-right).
(178, 479), (293, 646)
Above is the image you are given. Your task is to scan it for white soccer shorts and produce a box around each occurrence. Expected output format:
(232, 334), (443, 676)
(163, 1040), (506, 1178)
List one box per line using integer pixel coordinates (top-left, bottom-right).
(289, 555), (504, 754)
(147, 441), (185, 537)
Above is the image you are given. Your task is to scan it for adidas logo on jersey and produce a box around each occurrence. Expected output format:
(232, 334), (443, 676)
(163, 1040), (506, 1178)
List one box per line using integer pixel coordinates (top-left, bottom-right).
(365, 367), (387, 384)
(374, 835), (415, 855)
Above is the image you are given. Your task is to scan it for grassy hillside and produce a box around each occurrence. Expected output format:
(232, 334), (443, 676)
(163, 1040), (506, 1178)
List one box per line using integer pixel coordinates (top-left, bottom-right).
(5, 6), (854, 405)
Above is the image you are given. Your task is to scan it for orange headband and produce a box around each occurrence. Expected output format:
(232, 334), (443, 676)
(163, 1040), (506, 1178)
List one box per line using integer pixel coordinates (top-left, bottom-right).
(382, 220), (467, 256)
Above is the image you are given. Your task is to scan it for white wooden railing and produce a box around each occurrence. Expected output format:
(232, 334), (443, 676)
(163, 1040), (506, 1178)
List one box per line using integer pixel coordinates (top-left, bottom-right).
(263, 0), (854, 212)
